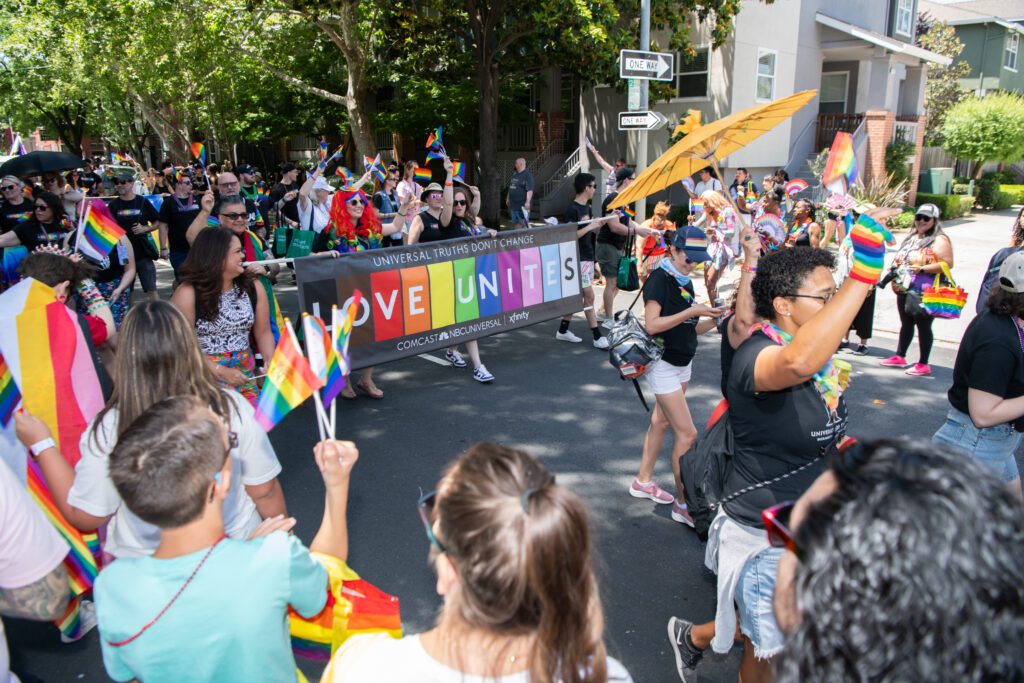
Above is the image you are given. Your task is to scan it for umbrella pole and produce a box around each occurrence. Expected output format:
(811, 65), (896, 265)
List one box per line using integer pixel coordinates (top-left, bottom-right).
(708, 157), (746, 222)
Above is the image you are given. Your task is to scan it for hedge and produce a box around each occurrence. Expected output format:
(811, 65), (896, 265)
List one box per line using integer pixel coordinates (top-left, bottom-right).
(914, 193), (975, 219)
(1001, 184), (1024, 205)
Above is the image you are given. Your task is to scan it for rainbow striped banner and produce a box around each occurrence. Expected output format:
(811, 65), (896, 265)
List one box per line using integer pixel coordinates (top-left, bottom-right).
(413, 167), (432, 184)
(296, 225), (584, 369)
(77, 200), (126, 263)
(254, 320), (323, 432)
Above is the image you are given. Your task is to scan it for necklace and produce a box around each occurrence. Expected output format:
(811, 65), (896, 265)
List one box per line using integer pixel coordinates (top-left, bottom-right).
(173, 193), (194, 211)
(1012, 317), (1024, 354)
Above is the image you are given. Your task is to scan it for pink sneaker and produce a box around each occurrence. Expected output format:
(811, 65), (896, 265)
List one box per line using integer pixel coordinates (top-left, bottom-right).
(879, 355), (909, 368)
(671, 500), (696, 527)
(629, 478), (674, 504)
(905, 363), (931, 376)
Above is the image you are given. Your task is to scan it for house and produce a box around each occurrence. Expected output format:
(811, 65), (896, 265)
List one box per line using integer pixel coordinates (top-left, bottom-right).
(919, 0), (1024, 95)
(561, 0), (950, 216)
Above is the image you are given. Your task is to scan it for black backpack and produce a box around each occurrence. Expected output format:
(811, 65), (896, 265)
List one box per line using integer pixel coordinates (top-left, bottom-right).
(680, 404), (734, 540)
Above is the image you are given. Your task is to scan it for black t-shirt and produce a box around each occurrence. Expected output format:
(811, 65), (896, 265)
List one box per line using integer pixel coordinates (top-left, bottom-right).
(723, 332), (847, 528)
(158, 195), (201, 252)
(0, 198), (33, 234)
(643, 268), (698, 367)
(565, 200), (595, 262)
(719, 313), (737, 398)
(270, 182), (299, 224)
(79, 171), (104, 196)
(15, 220), (70, 251)
(948, 311), (1024, 431)
(598, 193), (627, 249)
(107, 196), (160, 260)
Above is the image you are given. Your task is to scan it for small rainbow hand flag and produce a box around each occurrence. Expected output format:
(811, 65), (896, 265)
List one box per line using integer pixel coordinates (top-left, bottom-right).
(190, 142), (206, 164)
(254, 320), (324, 432)
(822, 131), (857, 194)
(319, 141), (329, 161)
(689, 199), (704, 214)
(425, 126), (443, 150)
(206, 215), (221, 228)
(0, 353), (21, 427)
(452, 162), (465, 181)
(77, 201), (126, 263)
(332, 292), (362, 378)
(327, 143), (345, 163)
(256, 186), (270, 201)
(426, 148), (446, 161)
(620, 206), (636, 221)
(302, 313), (345, 407)
(413, 167), (432, 183)
(784, 178), (809, 197)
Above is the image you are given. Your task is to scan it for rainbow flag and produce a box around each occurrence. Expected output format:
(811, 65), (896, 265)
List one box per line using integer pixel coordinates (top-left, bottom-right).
(206, 215), (221, 228)
(425, 126), (443, 150)
(689, 199), (704, 214)
(190, 142), (206, 164)
(413, 167), (432, 183)
(0, 353), (21, 426)
(319, 141), (329, 161)
(426, 148), (446, 161)
(302, 314), (345, 407)
(256, 185), (270, 201)
(363, 154), (386, 183)
(77, 201), (126, 263)
(332, 293), (362, 378)
(620, 206), (636, 221)
(823, 131), (857, 194)
(143, 194), (163, 212)
(254, 321), (323, 432)
(453, 162), (465, 181)
(327, 143), (345, 164)
(335, 166), (355, 186)
(0, 278), (105, 640)
(784, 178), (809, 197)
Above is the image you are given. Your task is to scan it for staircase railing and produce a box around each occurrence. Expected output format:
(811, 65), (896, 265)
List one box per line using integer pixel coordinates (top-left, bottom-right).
(539, 145), (582, 199)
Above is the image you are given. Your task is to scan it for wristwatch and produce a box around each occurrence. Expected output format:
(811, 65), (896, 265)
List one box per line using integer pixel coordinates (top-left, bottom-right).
(29, 437), (56, 458)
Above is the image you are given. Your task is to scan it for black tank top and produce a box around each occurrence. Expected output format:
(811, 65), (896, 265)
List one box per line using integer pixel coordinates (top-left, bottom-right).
(418, 211), (444, 243)
(718, 314), (737, 398)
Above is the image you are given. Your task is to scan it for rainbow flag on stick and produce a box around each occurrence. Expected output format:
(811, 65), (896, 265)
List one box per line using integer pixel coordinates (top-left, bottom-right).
(332, 293), (361, 380)
(319, 141), (329, 161)
(190, 142), (206, 164)
(426, 148), (446, 161)
(425, 126), (443, 151)
(254, 320), (324, 432)
(452, 162), (465, 181)
(76, 201), (126, 263)
(822, 131), (857, 195)
(413, 167), (432, 184)
(0, 353), (21, 427)
(303, 313), (345, 408)
(0, 278), (105, 640)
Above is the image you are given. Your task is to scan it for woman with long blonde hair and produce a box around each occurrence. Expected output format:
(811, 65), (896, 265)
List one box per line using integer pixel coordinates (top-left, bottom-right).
(700, 190), (737, 305)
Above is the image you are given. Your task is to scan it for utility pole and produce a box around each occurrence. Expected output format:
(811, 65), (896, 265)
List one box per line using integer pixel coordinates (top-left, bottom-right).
(636, 0), (651, 223)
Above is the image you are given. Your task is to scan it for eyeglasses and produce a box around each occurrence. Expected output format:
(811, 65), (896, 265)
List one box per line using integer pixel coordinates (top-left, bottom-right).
(34, 205), (50, 211)
(0, 185), (17, 192)
(763, 501), (800, 558)
(786, 289), (836, 304)
(220, 212), (248, 220)
(914, 215), (933, 222)
(453, 200), (467, 206)
(417, 489), (448, 554)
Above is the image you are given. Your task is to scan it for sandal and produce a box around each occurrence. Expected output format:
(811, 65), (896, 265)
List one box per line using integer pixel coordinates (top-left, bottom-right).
(340, 386), (358, 400)
(356, 382), (384, 400)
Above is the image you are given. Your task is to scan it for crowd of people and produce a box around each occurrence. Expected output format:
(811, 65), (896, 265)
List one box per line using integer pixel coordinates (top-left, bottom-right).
(0, 139), (1022, 683)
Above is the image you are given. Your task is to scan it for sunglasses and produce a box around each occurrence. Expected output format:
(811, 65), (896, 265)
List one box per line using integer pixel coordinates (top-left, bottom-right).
(347, 198), (366, 206)
(914, 214), (933, 222)
(220, 212), (248, 220)
(417, 489), (448, 554)
(0, 185), (18, 191)
(115, 179), (132, 184)
(34, 205), (50, 210)
(763, 501), (800, 557)
(454, 199), (467, 206)
(428, 192), (442, 200)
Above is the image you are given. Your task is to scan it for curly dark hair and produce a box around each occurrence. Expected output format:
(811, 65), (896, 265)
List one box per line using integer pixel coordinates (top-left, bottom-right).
(1012, 206), (1024, 247)
(986, 287), (1024, 318)
(178, 228), (255, 322)
(776, 438), (1024, 683)
(751, 247), (835, 320)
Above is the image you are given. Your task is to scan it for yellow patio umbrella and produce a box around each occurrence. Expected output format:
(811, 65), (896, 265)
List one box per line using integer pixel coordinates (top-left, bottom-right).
(608, 90), (818, 209)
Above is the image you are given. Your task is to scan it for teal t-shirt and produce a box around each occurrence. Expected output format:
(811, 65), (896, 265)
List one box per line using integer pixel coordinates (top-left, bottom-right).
(95, 532), (327, 683)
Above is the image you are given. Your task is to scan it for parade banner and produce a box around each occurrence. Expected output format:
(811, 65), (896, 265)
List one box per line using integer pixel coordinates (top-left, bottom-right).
(295, 225), (583, 369)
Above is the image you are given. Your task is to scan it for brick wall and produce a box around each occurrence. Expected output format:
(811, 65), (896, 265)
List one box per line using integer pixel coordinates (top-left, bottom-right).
(534, 112), (565, 152)
(864, 110), (895, 188)
(907, 115), (927, 206)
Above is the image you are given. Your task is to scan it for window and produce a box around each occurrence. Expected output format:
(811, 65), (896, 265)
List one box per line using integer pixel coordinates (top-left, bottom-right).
(819, 72), (849, 114)
(895, 0), (913, 37)
(1005, 33), (1019, 71)
(756, 49), (777, 102)
(674, 47), (710, 99)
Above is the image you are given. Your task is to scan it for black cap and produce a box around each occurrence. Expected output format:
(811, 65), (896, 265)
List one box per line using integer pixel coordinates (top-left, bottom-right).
(235, 164), (257, 176)
(615, 166), (635, 185)
(281, 162), (297, 174)
(114, 171), (135, 182)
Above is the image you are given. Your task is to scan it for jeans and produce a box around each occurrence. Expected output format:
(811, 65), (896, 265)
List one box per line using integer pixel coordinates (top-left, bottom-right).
(932, 407), (1022, 482)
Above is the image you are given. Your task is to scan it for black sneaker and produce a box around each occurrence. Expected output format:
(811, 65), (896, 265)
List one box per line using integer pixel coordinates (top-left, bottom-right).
(667, 617), (704, 682)
(853, 344), (869, 355)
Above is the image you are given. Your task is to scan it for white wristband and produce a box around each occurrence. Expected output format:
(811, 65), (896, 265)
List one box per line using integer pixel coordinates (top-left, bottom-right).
(29, 437), (56, 458)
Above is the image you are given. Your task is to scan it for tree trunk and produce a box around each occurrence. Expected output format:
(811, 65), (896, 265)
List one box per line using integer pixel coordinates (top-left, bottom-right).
(317, 9), (376, 161)
(478, 59), (502, 227)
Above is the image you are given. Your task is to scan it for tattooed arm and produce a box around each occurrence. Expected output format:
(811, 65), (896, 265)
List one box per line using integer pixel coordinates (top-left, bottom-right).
(0, 564), (69, 621)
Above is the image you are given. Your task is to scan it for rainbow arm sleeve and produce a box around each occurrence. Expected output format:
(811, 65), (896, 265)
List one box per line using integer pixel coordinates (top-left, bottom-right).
(848, 214), (893, 284)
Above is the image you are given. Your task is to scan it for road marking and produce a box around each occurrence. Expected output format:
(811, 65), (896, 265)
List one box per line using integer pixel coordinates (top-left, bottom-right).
(418, 353), (451, 366)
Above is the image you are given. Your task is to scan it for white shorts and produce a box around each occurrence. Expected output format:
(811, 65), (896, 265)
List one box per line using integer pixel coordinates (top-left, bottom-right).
(580, 260), (594, 288)
(645, 358), (693, 395)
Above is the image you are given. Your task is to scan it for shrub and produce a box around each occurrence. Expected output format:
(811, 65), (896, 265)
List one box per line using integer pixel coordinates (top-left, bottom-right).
(996, 191), (1016, 210)
(885, 136), (915, 189)
(952, 183), (970, 195)
(941, 93), (1024, 176)
(976, 178), (1002, 208)
(983, 169), (1021, 183)
(1001, 185), (1024, 204)
(891, 210), (916, 230)
(915, 192), (974, 219)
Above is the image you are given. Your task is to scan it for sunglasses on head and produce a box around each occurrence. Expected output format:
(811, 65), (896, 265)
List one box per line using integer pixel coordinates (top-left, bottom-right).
(417, 489), (447, 554)
(763, 501), (800, 558)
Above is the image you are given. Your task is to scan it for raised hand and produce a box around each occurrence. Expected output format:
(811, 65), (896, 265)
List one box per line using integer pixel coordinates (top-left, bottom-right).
(247, 514), (297, 539)
(14, 409), (53, 448)
(314, 439), (359, 489)
(200, 189), (215, 213)
(848, 208), (900, 284)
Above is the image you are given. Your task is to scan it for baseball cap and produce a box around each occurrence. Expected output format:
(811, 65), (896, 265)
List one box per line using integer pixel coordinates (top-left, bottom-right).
(114, 171), (135, 183)
(312, 177), (332, 193)
(614, 166), (635, 186)
(235, 164), (257, 176)
(280, 162), (297, 174)
(671, 225), (711, 263)
(916, 203), (940, 219)
(999, 251), (1024, 293)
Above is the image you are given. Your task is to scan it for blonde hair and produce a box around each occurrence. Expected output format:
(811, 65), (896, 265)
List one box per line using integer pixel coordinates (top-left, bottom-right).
(700, 190), (730, 216)
(653, 201), (670, 218)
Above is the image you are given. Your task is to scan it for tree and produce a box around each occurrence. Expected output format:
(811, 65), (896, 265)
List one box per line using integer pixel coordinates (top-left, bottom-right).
(941, 93), (1024, 178)
(916, 13), (971, 145)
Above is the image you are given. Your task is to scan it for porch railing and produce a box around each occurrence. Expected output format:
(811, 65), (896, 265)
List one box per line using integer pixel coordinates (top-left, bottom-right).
(815, 113), (864, 150)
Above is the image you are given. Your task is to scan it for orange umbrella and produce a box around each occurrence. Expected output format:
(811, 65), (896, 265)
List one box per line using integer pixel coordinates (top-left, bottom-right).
(609, 90), (818, 209)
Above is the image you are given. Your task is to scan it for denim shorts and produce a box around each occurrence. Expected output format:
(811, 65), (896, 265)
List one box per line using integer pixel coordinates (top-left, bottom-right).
(932, 407), (1022, 482)
(169, 249), (190, 278)
(735, 546), (785, 659)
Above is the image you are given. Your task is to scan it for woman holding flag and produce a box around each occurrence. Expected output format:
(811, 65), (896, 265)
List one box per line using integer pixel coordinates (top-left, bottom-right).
(64, 210), (136, 329)
(0, 192), (73, 282)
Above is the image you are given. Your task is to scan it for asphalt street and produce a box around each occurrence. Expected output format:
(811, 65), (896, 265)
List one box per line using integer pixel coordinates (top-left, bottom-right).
(7, 210), (1020, 682)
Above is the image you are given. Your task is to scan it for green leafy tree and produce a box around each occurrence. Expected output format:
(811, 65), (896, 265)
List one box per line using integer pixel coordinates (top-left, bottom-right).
(941, 92), (1024, 178)
(916, 13), (971, 145)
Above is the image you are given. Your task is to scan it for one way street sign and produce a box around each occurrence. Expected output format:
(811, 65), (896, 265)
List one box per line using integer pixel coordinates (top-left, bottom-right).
(619, 50), (674, 81)
(618, 111), (668, 131)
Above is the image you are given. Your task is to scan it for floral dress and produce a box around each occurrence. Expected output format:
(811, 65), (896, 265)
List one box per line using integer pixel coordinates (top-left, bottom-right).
(196, 287), (259, 406)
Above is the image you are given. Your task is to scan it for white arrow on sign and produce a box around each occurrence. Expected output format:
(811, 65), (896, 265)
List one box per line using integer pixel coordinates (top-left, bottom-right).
(618, 111), (668, 131)
(619, 50), (675, 81)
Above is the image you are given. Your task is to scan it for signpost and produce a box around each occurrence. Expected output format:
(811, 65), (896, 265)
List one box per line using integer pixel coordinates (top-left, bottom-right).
(619, 49), (674, 82)
(627, 79), (641, 111)
(618, 111), (668, 131)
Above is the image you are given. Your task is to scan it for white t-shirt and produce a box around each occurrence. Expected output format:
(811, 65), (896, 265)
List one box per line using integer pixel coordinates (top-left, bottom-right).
(695, 178), (723, 196)
(298, 197), (331, 233)
(397, 179), (422, 204)
(322, 633), (634, 683)
(67, 390), (282, 559)
(0, 459), (69, 683)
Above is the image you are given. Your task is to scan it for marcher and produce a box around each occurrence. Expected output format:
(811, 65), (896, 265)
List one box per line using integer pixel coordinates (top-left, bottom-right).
(879, 202), (954, 376)
(0, 192), (74, 283)
(66, 205), (136, 329)
(636, 201), (675, 283)
(835, 211), (893, 355)
(156, 172), (201, 277)
(785, 199), (822, 248)
(106, 171), (161, 301)
(727, 168), (757, 224)
(506, 158), (534, 229)
(772, 439), (1024, 682)
(700, 190), (738, 306)
(933, 251), (1024, 496)
(975, 205), (1024, 313)
(556, 172), (613, 348)
(298, 175), (333, 234)
(596, 167), (655, 321)
(40, 171), (84, 224)
(269, 162), (301, 230)
(322, 442), (633, 682)
(584, 138), (627, 196)
(631, 227), (722, 523)
(236, 164), (268, 237)
(397, 160), (423, 208)
(373, 166), (404, 246)
(693, 168), (723, 196)
(171, 228), (277, 406)
(13, 300), (286, 558)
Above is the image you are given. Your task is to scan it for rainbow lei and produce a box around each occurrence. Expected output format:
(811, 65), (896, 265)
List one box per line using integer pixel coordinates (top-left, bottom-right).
(758, 322), (842, 413)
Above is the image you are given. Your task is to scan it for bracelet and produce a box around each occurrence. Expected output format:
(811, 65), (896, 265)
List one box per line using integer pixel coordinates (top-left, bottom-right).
(76, 279), (107, 315)
(740, 264), (758, 273)
(445, 181), (454, 187)
(29, 437), (56, 458)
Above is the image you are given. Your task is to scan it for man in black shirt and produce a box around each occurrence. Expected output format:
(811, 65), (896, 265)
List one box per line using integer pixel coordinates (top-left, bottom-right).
(555, 172), (612, 349)
(155, 173), (201, 278)
(596, 166), (654, 322)
(78, 160), (104, 197)
(269, 162), (300, 228)
(108, 171), (162, 300)
(0, 176), (33, 234)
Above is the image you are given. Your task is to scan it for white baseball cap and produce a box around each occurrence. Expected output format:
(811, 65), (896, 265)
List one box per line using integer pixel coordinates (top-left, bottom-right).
(999, 251), (1024, 293)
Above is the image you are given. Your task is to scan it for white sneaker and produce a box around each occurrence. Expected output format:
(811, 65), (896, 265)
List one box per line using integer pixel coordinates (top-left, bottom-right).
(593, 336), (610, 350)
(445, 349), (466, 368)
(60, 599), (97, 643)
(473, 365), (495, 383)
(555, 330), (583, 343)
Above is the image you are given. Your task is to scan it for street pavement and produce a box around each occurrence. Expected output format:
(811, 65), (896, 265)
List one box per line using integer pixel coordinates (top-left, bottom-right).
(7, 208), (1021, 683)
